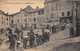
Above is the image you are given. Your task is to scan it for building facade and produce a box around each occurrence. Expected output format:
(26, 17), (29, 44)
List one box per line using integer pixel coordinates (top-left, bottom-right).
(9, 13), (19, 29)
(9, 6), (33, 29)
(72, 1), (80, 36)
(9, 6), (46, 29)
(28, 7), (45, 29)
(16, 11), (28, 29)
(9, 11), (28, 29)
(44, 0), (73, 26)
(0, 10), (9, 29)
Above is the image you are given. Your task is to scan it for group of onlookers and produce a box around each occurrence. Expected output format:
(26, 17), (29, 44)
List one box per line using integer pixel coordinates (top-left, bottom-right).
(51, 23), (70, 34)
(0, 28), (51, 51)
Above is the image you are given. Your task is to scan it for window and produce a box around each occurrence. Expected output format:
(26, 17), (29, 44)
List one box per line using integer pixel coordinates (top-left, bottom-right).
(25, 19), (26, 22)
(56, 3), (59, 10)
(18, 20), (19, 22)
(34, 18), (36, 22)
(51, 14), (53, 18)
(12, 16), (13, 18)
(2, 17), (3, 19)
(2, 21), (3, 24)
(62, 12), (64, 16)
(42, 11), (44, 14)
(11, 20), (13, 24)
(67, 11), (70, 16)
(33, 13), (35, 16)
(21, 25), (23, 28)
(7, 18), (8, 21)
(39, 11), (40, 15)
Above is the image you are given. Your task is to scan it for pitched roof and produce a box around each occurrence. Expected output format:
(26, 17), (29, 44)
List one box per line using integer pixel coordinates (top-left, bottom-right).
(9, 5), (33, 16)
(28, 8), (44, 14)
(0, 10), (6, 15)
(0, 10), (9, 16)
(9, 12), (20, 16)
(21, 5), (33, 12)
(9, 5), (44, 16)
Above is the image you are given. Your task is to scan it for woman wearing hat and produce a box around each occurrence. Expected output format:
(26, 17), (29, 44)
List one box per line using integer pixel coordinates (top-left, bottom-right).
(8, 29), (17, 51)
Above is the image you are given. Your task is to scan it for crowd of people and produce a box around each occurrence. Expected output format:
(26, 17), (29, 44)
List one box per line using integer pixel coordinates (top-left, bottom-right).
(0, 22), (74, 51)
(46, 23), (70, 34)
(0, 28), (51, 51)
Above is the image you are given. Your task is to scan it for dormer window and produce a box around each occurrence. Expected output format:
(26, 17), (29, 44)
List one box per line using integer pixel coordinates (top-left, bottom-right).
(7, 18), (8, 21)
(62, 12), (64, 16)
(18, 20), (19, 22)
(34, 18), (36, 22)
(67, 11), (70, 16)
(2, 17), (3, 19)
(2, 21), (3, 24)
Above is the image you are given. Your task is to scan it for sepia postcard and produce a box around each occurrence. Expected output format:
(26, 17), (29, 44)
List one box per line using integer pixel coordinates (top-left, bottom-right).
(0, 0), (80, 51)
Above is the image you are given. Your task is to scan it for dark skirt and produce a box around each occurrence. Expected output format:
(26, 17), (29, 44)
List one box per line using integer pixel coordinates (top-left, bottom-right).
(9, 41), (15, 50)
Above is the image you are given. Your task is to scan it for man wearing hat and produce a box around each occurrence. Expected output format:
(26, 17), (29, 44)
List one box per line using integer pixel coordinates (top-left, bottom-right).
(37, 31), (42, 45)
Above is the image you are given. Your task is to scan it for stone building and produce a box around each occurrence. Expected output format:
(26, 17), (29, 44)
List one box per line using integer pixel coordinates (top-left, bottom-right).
(28, 7), (45, 29)
(72, 1), (80, 36)
(44, 0), (73, 26)
(0, 10), (9, 29)
(9, 5), (45, 29)
(9, 13), (19, 29)
(9, 5), (34, 29)
(9, 11), (28, 29)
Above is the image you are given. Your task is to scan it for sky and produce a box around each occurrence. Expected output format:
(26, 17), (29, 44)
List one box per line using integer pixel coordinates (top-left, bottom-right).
(0, 0), (45, 14)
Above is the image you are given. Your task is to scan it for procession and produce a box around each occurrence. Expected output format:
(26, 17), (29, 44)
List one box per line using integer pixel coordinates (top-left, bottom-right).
(0, 22), (74, 51)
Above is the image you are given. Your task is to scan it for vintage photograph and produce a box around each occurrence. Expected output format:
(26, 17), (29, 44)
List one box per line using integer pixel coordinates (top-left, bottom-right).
(0, 0), (80, 51)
